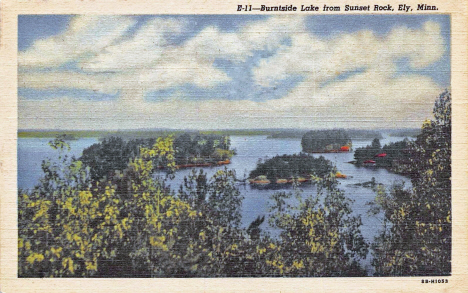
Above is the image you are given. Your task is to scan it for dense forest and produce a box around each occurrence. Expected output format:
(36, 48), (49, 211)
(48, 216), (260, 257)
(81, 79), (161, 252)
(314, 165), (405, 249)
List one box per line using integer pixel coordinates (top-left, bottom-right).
(353, 138), (412, 171)
(80, 133), (233, 180)
(173, 133), (233, 164)
(18, 91), (451, 277)
(248, 154), (334, 183)
(370, 90), (451, 276)
(301, 129), (352, 153)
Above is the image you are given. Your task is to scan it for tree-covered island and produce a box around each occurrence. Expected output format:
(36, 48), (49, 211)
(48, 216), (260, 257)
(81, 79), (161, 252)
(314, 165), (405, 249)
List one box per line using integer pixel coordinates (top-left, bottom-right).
(248, 154), (343, 186)
(352, 138), (412, 175)
(80, 133), (234, 180)
(301, 129), (352, 153)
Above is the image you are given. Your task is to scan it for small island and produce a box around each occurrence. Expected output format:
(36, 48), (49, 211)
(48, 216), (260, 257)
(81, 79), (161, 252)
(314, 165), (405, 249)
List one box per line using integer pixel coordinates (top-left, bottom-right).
(301, 129), (352, 153)
(247, 153), (339, 187)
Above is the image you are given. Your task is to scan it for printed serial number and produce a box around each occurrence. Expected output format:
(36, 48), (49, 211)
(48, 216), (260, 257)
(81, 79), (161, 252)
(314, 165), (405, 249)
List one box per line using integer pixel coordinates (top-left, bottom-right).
(421, 279), (449, 284)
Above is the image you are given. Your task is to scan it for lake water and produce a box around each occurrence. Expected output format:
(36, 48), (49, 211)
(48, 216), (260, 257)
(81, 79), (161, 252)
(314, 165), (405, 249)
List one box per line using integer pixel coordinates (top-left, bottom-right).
(18, 134), (411, 274)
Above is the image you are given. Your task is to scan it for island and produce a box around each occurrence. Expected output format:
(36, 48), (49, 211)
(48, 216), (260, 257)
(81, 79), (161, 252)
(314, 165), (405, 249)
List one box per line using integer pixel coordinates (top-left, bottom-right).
(80, 133), (234, 180)
(301, 129), (352, 153)
(247, 153), (340, 187)
(352, 138), (412, 174)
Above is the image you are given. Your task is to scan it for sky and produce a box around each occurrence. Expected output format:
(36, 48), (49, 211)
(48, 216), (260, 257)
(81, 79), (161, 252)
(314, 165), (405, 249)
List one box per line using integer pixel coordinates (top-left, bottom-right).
(18, 14), (450, 130)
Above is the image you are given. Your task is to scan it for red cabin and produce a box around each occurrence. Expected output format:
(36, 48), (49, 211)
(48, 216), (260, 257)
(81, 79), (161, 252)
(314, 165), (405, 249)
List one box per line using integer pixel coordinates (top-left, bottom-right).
(375, 153), (387, 158)
(363, 160), (376, 164)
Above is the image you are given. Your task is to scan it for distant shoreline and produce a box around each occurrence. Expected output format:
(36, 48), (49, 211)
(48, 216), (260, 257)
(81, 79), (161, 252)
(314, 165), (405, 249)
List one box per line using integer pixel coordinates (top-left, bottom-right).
(18, 128), (420, 139)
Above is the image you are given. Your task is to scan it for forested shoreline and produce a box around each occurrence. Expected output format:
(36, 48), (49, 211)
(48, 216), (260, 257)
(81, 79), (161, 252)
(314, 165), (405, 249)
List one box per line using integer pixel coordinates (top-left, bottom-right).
(301, 129), (352, 153)
(353, 138), (412, 172)
(79, 133), (234, 181)
(18, 91), (451, 277)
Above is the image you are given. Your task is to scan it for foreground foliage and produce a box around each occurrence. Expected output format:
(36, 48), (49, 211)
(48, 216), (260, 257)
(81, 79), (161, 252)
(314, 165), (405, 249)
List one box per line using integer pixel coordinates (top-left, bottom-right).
(370, 90), (451, 276)
(19, 136), (367, 277)
(265, 175), (368, 276)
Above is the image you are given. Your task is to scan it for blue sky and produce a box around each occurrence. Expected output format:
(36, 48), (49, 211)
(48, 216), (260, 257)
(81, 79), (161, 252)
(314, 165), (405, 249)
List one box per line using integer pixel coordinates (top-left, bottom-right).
(18, 15), (450, 130)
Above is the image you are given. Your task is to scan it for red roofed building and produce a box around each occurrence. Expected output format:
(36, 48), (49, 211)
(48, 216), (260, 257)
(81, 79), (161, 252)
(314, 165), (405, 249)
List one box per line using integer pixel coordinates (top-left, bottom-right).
(340, 146), (350, 152)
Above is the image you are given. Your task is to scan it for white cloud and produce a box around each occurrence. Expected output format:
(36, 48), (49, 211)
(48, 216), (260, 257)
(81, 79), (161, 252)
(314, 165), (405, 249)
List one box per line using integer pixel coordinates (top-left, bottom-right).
(79, 18), (187, 72)
(248, 20), (445, 128)
(19, 15), (309, 98)
(241, 15), (308, 51)
(385, 21), (445, 68)
(252, 21), (444, 87)
(181, 26), (250, 62)
(264, 70), (440, 126)
(19, 16), (136, 68)
(19, 73), (440, 130)
(20, 16), (232, 103)
(19, 16), (447, 130)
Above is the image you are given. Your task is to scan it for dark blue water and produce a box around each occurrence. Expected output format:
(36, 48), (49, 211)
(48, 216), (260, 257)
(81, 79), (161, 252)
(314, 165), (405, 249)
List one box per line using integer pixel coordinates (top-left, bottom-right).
(18, 134), (411, 274)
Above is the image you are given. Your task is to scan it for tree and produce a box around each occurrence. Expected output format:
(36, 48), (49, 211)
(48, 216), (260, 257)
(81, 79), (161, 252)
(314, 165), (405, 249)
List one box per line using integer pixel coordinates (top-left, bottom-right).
(264, 173), (368, 276)
(371, 138), (381, 149)
(354, 138), (411, 170)
(19, 136), (209, 277)
(80, 137), (155, 181)
(178, 168), (244, 228)
(371, 90), (451, 276)
(19, 134), (371, 277)
(173, 133), (192, 164)
(19, 135), (258, 277)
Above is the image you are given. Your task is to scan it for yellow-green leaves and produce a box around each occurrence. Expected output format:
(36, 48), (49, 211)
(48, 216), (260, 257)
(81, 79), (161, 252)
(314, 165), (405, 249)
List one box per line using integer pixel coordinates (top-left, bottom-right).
(62, 257), (74, 274)
(371, 91), (451, 276)
(26, 253), (44, 265)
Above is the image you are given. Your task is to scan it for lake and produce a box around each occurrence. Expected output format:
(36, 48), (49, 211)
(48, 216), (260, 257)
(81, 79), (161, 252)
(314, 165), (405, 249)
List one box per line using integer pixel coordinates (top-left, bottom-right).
(18, 134), (411, 274)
